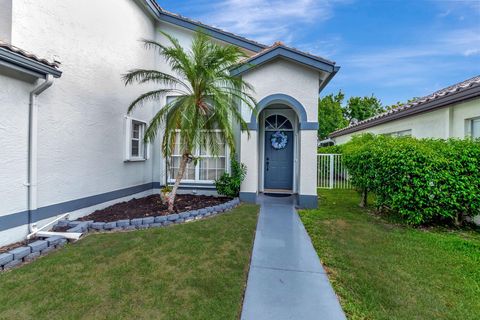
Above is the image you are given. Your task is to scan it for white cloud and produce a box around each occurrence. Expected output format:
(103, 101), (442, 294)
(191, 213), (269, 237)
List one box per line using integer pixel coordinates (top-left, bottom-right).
(325, 27), (480, 103)
(201, 0), (349, 44)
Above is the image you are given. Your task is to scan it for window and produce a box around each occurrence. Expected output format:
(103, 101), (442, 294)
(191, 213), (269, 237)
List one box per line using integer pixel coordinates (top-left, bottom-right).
(471, 118), (480, 139)
(385, 129), (412, 137)
(168, 131), (228, 183)
(166, 96), (228, 182)
(125, 116), (148, 161)
(265, 115), (293, 130)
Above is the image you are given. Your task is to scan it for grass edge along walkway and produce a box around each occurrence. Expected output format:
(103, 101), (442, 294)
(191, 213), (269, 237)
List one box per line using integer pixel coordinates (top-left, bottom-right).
(0, 204), (260, 320)
(299, 189), (480, 320)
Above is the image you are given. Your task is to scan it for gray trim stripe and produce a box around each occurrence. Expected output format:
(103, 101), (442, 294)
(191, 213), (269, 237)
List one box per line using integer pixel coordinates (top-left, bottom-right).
(297, 194), (318, 209)
(0, 48), (62, 78)
(0, 210), (29, 232)
(248, 94), (319, 131)
(34, 183), (155, 222)
(140, 0), (266, 52)
(0, 180), (224, 232)
(0, 183), (155, 232)
(319, 67), (340, 93)
(159, 13), (265, 52)
(230, 47), (336, 76)
(240, 192), (257, 204)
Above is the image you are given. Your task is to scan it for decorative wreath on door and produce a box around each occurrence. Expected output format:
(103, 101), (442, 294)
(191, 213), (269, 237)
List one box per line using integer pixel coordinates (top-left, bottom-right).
(270, 131), (288, 150)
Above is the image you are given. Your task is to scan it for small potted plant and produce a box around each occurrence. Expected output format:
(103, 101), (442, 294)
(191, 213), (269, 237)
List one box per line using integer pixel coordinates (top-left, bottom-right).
(160, 186), (173, 204)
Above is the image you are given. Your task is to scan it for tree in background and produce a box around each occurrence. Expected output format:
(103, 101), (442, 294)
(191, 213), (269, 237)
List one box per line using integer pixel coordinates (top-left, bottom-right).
(343, 95), (383, 124)
(385, 97), (420, 111)
(318, 91), (349, 139)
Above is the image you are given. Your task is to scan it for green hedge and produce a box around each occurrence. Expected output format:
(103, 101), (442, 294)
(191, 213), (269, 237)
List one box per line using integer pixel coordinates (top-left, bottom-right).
(318, 145), (343, 154)
(342, 134), (480, 225)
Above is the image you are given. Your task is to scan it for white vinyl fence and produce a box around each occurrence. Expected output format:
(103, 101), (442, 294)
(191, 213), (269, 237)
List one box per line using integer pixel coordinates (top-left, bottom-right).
(317, 154), (352, 189)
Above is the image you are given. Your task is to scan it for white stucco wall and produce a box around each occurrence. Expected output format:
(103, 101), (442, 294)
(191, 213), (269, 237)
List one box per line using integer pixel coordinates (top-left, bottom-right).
(8, 0), (157, 206)
(0, 0), (325, 246)
(451, 99), (480, 138)
(0, 0), (12, 42)
(240, 59), (321, 197)
(298, 130), (318, 196)
(333, 99), (480, 144)
(241, 60), (320, 123)
(0, 71), (35, 215)
(0, 0), (161, 244)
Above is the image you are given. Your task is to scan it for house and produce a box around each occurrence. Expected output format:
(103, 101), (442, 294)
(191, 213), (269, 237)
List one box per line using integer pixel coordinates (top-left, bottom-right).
(0, 0), (339, 246)
(330, 76), (480, 144)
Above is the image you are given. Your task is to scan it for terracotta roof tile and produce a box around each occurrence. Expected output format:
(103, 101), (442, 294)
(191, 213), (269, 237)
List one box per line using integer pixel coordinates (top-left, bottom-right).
(0, 40), (60, 69)
(240, 41), (336, 66)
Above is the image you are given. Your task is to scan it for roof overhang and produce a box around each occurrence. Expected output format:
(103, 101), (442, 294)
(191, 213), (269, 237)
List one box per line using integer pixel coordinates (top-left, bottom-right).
(140, 0), (266, 52)
(230, 46), (338, 77)
(0, 47), (62, 79)
(330, 85), (480, 138)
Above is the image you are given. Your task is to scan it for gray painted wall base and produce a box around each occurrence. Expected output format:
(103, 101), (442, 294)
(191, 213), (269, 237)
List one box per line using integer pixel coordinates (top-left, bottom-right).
(297, 195), (318, 209)
(240, 192), (257, 204)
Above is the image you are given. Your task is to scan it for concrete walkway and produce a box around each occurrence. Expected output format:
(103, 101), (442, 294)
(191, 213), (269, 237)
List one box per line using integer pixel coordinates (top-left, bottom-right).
(241, 195), (346, 320)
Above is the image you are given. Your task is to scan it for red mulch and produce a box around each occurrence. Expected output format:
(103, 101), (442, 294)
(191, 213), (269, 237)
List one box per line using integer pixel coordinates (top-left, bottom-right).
(78, 194), (232, 223)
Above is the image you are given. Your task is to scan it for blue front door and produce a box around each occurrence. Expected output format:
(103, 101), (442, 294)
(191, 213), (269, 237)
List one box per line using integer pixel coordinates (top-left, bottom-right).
(264, 131), (294, 190)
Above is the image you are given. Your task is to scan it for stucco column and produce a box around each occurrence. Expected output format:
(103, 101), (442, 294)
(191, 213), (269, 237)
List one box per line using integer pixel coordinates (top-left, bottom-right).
(239, 130), (258, 203)
(298, 130), (318, 208)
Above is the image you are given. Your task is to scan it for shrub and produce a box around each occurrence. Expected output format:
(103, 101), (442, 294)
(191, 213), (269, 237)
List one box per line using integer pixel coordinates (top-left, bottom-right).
(215, 157), (247, 197)
(318, 145), (343, 154)
(343, 134), (480, 225)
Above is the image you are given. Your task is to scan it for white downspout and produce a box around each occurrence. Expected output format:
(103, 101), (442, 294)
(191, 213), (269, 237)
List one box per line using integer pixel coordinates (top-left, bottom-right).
(28, 75), (54, 234)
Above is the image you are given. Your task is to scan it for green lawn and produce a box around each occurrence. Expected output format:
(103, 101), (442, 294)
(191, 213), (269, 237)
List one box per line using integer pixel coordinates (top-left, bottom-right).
(0, 204), (259, 320)
(300, 190), (480, 320)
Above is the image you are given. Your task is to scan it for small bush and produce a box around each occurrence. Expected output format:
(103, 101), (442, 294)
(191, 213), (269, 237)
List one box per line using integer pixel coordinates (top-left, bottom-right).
(343, 134), (480, 225)
(215, 157), (247, 197)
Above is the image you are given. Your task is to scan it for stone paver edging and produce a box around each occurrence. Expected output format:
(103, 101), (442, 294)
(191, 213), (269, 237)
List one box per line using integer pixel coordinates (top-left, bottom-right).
(59, 198), (240, 234)
(1, 198), (240, 272)
(0, 236), (67, 271)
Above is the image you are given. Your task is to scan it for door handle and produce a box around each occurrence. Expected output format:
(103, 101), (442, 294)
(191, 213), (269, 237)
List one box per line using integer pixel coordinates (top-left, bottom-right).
(266, 158), (269, 171)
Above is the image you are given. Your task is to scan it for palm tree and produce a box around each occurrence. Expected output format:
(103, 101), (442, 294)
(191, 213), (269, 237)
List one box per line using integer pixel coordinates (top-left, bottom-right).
(123, 31), (256, 212)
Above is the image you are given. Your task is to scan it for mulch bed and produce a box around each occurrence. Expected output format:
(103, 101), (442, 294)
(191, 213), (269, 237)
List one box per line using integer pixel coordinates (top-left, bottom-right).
(78, 194), (233, 223)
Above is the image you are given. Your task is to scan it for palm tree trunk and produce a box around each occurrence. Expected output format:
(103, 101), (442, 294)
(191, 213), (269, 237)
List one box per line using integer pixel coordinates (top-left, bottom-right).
(168, 153), (189, 212)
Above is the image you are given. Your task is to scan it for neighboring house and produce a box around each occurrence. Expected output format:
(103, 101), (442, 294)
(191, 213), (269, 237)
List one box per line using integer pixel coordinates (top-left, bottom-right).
(330, 76), (480, 144)
(0, 0), (339, 246)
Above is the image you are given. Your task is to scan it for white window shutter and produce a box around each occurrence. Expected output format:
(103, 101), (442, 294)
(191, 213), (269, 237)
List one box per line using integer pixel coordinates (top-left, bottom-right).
(124, 115), (132, 161)
(145, 143), (151, 160)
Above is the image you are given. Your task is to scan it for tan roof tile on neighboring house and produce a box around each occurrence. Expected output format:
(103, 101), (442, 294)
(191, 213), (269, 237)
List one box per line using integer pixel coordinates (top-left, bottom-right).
(330, 75), (480, 137)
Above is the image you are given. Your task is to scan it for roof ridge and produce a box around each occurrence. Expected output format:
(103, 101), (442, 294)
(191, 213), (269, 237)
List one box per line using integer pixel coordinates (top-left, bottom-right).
(158, 9), (268, 50)
(240, 41), (336, 66)
(330, 75), (480, 136)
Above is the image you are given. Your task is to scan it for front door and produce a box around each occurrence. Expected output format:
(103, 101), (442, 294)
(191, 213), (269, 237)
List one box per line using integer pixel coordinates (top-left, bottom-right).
(264, 114), (294, 190)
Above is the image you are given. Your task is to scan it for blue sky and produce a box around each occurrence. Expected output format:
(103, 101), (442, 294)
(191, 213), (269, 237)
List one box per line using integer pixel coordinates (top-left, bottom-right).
(157, 0), (480, 106)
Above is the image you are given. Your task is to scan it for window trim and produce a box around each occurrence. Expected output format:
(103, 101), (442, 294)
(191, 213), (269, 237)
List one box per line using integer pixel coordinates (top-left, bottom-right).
(384, 129), (412, 137)
(167, 129), (230, 184)
(468, 117), (480, 139)
(124, 115), (149, 162)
